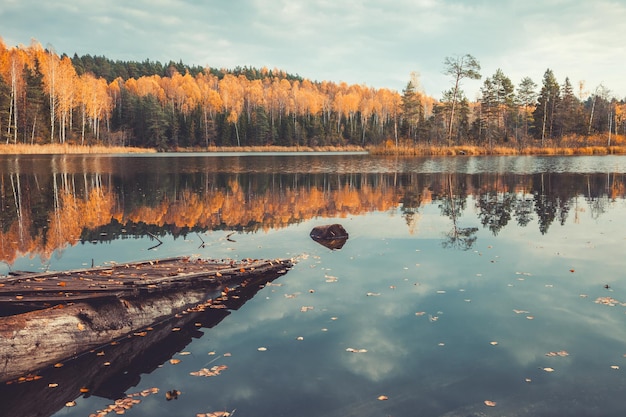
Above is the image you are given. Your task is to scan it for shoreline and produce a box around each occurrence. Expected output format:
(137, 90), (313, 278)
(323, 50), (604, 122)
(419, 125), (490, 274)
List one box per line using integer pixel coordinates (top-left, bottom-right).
(1, 143), (626, 156)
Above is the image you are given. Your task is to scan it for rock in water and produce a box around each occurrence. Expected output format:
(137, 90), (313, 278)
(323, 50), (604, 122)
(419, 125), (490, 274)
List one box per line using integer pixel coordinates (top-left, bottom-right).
(310, 224), (349, 250)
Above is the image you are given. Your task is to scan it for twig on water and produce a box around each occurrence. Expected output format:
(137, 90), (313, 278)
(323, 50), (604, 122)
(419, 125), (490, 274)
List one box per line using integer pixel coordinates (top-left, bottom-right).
(197, 232), (206, 248)
(147, 231), (163, 250)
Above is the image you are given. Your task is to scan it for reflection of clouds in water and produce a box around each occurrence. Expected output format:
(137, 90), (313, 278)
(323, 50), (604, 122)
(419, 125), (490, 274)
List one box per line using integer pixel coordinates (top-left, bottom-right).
(339, 326), (409, 382)
(132, 201), (626, 416)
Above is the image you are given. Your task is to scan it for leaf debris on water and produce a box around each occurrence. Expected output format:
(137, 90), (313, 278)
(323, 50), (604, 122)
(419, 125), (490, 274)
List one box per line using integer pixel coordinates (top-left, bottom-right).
(190, 365), (228, 377)
(545, 350), (569, 357)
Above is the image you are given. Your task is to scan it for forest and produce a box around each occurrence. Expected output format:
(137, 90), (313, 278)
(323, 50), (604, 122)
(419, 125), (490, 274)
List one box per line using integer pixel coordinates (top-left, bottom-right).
(1, 39), (625, 151)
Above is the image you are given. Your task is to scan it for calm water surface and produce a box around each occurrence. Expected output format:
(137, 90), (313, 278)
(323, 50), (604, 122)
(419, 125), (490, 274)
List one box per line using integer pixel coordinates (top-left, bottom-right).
(1, 153), (626, 417)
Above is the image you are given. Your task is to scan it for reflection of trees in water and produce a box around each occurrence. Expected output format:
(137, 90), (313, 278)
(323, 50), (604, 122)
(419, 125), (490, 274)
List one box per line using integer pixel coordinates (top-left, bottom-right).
(513, 196), (534, 227)
(1, 170), (626, 262)
(438, 174), (478, 250)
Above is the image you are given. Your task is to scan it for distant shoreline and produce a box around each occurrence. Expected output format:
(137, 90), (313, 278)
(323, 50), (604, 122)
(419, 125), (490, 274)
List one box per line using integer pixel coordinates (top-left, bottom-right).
(1, 143), (626, 156)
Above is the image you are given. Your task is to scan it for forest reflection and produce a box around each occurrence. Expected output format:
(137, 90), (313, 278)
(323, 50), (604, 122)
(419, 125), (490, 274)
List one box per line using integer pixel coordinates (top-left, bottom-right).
(1, 169), (624, 264)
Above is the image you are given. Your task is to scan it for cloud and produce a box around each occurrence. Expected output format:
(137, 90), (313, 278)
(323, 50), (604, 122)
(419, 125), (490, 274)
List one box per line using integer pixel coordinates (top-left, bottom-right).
(1, 0), (625, 97)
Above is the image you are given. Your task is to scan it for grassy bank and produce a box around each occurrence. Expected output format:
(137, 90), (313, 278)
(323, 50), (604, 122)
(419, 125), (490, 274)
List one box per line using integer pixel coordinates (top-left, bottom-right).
(175, 144), (367, 153)
(0, 143), (156, 155)
(368, 144), (626, 156)
(0, 143), (366, 155)
(3, 142), (626, 156)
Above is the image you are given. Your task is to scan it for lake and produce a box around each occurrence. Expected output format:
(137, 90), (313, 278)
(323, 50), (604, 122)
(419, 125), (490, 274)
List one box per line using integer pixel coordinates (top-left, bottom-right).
(1, 152), (626, 417)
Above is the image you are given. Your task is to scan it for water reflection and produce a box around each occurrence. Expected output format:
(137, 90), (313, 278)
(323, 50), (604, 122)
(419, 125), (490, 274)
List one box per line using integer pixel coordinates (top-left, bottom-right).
(1, 157), (624, 264)
(2, 154), (626, 417)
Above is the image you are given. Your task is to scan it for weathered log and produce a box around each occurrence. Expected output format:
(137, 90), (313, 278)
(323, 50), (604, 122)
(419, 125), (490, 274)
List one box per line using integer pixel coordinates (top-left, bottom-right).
(0, 267), (282, 417)
(310, 224), (349, 250)
(0, 258), (293, 384)
(0, 256), (291, 310)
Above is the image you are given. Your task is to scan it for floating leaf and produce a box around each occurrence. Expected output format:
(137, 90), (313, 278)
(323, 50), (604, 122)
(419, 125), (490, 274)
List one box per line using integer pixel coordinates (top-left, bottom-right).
(205, 411), (232, 417)
(165, 389), (181, 400)
(545, 350), (569, 357)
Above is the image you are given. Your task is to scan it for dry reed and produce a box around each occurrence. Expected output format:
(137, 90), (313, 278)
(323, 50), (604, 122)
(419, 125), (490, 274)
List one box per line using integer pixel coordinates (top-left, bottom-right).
(175, 145), (367, 153)
(369, 143), (626, 157)
(0, 143), (154, 155)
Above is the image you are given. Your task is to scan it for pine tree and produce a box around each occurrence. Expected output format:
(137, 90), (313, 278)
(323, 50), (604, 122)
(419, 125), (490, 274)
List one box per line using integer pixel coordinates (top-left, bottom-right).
(442, 54), (481, 144)
(516, 77), (537, 143)
(533, 69), (561, 145)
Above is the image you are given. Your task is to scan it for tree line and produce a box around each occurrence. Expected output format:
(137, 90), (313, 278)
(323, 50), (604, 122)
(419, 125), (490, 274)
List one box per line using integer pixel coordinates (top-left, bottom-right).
(438, 54), (625, 149)
(1, 39), (624, 150)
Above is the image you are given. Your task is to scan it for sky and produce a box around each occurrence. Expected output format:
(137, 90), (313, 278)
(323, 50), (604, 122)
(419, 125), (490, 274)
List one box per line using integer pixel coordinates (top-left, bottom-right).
(1, 0), (625, 100)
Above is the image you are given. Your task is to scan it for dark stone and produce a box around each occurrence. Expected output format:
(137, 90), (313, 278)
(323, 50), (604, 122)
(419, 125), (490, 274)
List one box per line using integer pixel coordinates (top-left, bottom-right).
(310, 224), (349, 250)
